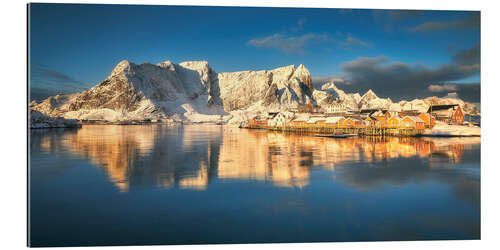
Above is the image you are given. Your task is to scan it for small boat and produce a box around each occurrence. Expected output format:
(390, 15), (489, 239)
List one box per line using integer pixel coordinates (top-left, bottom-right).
(314, 133), (357, 138)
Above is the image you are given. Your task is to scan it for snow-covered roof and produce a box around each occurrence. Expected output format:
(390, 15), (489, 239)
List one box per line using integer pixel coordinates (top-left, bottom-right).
(291, 116), (309, 122)
(307, 117), (327, 123)
(325, 116), (343, 123)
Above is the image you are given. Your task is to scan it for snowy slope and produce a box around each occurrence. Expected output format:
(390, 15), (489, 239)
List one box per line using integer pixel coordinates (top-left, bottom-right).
(30, 110), (81, 129)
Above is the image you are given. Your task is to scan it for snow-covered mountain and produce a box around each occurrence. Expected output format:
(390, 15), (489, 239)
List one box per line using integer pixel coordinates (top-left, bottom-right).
(398, 95), (478, 114)
(31, 59), (479, 125)
(358, 89), (392, 110)
(31, 60), (228, 122)
(315, 81), (478, 115)
(31, 60), (320, 123)
(314, 82), (361, 111)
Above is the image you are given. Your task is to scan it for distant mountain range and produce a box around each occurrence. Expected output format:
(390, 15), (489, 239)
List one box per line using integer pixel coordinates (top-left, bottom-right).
(30, 60), (479, 125)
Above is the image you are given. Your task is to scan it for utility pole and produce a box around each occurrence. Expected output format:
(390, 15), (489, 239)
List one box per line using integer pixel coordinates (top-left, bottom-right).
(429, 105), (433, 128)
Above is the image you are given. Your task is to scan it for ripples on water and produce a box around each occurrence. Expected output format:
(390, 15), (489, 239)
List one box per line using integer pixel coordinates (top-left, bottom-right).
(29, 125), (480, 246)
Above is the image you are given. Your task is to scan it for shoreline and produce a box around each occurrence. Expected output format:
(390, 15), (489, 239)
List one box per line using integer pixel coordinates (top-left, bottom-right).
(29, 122), (481, 138)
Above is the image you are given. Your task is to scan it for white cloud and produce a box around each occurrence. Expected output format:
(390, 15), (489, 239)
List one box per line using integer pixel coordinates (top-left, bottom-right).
(247, 33), (331, 54)
(428, 84), (458, 92)
(339, 34), (373, 48)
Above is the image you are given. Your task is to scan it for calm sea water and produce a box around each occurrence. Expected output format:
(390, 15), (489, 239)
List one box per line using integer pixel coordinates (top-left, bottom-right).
(28, 125), (480, 246)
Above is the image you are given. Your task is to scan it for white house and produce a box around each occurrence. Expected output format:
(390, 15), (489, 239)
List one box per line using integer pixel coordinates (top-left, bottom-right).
(324, 103), (347, 115)
(267, 112), (287, 126)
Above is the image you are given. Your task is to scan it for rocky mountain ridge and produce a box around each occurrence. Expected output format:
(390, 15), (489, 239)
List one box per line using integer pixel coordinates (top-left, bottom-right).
(30, 59), (479, 125)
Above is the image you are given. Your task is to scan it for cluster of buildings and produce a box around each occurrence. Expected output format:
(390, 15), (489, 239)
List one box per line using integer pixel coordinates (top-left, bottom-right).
(251, 103), (466, 131)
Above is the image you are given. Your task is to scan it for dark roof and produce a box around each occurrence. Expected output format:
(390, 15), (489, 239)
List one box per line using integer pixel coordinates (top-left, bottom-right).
(427, 104), (458, 113)
(267, 112), (279, 119)
(400, 110), (421, 116)
(359, 108), (387, 114)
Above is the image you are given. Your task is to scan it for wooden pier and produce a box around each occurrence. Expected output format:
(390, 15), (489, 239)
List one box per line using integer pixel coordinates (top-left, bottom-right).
(246, 125), (423, 137)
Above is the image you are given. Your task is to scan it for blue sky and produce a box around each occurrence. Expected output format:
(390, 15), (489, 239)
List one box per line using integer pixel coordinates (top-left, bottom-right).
(29, 4), (480, 102)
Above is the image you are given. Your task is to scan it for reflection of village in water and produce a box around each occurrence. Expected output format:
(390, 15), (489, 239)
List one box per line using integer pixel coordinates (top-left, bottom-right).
(32, 125), (480, 192)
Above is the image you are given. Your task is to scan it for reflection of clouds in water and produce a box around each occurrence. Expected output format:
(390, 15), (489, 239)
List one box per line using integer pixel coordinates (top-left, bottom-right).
(32, 125), (480, 200)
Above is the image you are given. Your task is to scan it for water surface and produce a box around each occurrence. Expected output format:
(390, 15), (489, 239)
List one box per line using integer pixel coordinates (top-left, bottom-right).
(29, 125), (480, 246)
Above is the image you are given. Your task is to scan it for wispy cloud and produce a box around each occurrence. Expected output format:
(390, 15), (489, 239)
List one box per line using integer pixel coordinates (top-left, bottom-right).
(30, 62), (87, 100)
(371, 10), (423, 33)
(428, 84), (458, 92)
(247, 33), (331, 54)
(409, 13), (480, 32)
(339, 34), (373, 48)
(312, 77), (348, 87)
(31, 62), (84, 87)
(248, 21), (373, 54)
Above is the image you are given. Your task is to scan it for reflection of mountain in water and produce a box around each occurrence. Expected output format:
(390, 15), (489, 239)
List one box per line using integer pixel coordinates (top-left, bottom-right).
(33, 125), (480, 193)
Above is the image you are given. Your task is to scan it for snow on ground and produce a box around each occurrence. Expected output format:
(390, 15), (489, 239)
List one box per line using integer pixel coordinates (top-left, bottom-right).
(30, 110), (81, 129)
(63, 108), (122, 121)
(422, 122), (481, 137)
(429, 136), (481, 147)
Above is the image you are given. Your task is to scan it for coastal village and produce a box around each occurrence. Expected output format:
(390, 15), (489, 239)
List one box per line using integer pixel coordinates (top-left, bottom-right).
(248, 102), (476, 137)
(28, 59), (481, 137)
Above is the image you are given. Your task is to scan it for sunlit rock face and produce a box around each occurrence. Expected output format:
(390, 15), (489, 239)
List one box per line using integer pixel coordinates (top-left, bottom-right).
(217, 64), (315, 111)
(30, 94), (80, 118)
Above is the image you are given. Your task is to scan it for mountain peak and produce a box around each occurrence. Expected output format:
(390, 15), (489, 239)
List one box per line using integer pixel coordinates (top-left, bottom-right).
(363, 89), (377, 98)
(321, 82), (338, 91)
(110, 59), (134, 77)
(293, 64), (313, 89)
(157, 60), (175, 70)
